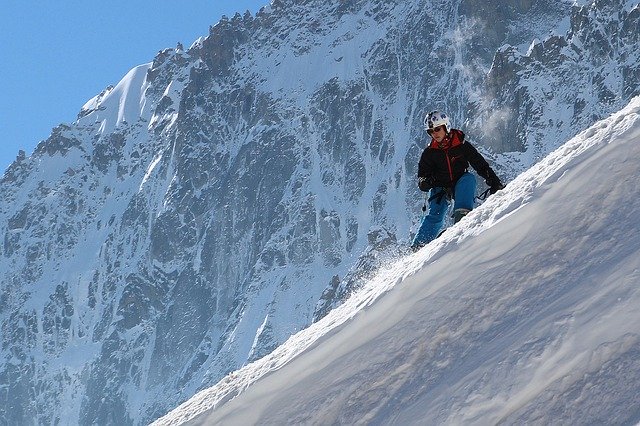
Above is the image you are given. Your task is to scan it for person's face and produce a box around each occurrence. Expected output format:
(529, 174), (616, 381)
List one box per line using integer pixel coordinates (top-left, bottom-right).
(428, 125), (447, 143)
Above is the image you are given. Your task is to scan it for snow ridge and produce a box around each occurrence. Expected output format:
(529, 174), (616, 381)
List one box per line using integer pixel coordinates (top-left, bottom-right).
(79, 63), (153, 135)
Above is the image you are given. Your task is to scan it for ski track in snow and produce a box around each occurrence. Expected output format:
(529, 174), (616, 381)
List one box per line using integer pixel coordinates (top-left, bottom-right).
(152, 98), (640, 424)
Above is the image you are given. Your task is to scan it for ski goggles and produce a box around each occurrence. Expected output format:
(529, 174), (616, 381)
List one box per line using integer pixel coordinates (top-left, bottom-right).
(427, 125), (446, 135)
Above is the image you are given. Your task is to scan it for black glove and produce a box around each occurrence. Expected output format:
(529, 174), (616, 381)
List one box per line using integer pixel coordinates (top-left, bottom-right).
(418, 176), (434, 192)
(486, 176), (505, 194)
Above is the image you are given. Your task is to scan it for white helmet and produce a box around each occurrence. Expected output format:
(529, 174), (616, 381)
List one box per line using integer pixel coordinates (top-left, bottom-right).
(424, 110), (451, 133)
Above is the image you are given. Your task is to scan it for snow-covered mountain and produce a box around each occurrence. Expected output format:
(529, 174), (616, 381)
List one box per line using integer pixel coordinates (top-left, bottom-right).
(1, 0), (638, 424)
(471, 0), (640, 173)
(157, 94), (640, 426)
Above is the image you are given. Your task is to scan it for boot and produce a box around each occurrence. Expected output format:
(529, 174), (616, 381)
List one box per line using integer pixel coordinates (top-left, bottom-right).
(453, 208), (471, 223)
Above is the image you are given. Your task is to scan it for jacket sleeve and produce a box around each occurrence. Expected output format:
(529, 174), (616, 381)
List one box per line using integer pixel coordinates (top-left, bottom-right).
(416, 149), (436, 191)
(417, 149), (431, 178)
(463, 142), (500, 183)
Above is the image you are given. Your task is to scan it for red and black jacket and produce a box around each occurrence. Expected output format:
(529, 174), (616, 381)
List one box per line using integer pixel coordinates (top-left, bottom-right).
(417, 129), (499, 189)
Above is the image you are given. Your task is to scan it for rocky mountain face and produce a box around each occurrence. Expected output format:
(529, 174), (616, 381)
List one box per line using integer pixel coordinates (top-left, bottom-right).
(0, 0), (637, 424)
(469, 0), (640, 174)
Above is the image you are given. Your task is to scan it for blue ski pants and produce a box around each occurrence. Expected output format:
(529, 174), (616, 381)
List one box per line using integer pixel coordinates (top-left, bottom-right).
(412, 172), (476, 247)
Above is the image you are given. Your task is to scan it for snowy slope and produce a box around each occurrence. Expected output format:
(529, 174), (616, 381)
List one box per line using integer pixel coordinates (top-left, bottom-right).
(155, 97), (640, 425)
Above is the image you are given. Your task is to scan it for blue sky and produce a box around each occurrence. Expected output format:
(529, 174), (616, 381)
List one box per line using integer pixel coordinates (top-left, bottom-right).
(0, 0), (267, 172)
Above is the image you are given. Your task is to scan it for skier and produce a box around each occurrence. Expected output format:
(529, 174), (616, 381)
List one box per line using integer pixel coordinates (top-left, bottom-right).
(411, 110), (504, 250)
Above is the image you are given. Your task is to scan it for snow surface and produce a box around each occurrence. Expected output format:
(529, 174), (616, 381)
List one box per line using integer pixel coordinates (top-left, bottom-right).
(78, 63), (152, 135)
(153, 97), (640, 424)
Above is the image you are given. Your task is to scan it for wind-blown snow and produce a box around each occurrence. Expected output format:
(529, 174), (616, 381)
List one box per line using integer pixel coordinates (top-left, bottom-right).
(154, 96), (640, 425)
